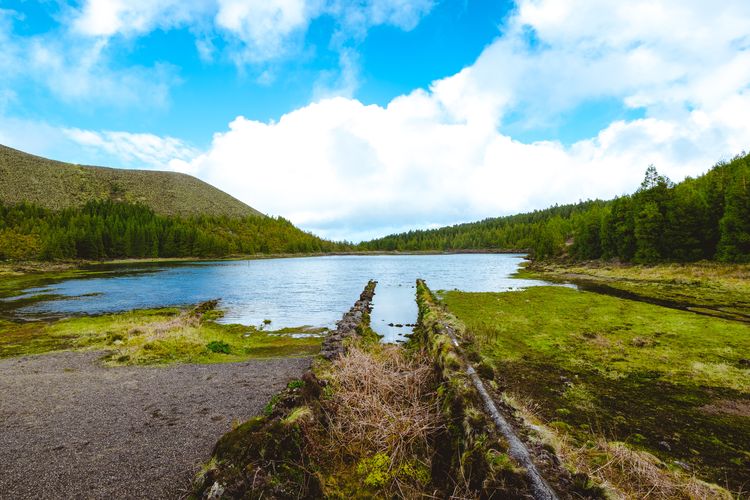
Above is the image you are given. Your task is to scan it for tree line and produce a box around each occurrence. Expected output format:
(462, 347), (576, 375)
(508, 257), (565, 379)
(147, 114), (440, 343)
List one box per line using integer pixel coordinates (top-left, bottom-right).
(2, 153), (748, 263)
(359, 152), (750, 263)
(0, 200), (348, 261)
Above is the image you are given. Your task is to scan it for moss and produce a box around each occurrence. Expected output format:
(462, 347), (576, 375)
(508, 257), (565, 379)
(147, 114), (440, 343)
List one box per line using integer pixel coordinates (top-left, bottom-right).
(0, 304), (322, 364)
(524, 261), (750, 323)
(415, 279), (529, 497)
(442, 285), (750, 493)
(397, 460), (430, 486)
(287, 379), (305, 390)
(475, 359), (495, 380)
(263, 394), (282, 416)
(355, 453), (431, 491)
(356, 453), (391, 488)
(282, 406), (313, 426)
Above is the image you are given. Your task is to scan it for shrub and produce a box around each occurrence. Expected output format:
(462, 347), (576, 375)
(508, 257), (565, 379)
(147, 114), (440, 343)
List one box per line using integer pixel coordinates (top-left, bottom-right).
(207, 340), (231, 354)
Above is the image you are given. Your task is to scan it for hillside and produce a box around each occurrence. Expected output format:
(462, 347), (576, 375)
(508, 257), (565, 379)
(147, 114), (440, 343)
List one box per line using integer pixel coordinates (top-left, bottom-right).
(0, 144), (262, 218)
(0, 145), (347, 261)
(360, 153), (750, 263)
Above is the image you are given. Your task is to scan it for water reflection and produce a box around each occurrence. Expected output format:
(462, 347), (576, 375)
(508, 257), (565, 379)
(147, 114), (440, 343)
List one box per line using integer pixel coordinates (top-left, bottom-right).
(5, 254), (548, 342)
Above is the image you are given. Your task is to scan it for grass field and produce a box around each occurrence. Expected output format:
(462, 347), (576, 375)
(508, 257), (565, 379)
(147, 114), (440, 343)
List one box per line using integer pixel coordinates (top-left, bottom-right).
(442, 285), (750, 494)
(520, 261), (750, 322)
(0, 305), (323, 365)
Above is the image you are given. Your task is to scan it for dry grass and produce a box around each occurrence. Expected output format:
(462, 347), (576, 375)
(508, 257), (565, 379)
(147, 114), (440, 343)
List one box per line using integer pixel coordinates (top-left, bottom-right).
(582, 441), (733, 499)
(503, 394), (733, 500)
(140, 312), (200, 340)
(319, 344), (444, 495)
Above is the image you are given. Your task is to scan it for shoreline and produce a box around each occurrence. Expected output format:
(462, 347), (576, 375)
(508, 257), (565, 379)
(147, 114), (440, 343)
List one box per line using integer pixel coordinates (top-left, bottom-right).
(1, 249), (529, 274)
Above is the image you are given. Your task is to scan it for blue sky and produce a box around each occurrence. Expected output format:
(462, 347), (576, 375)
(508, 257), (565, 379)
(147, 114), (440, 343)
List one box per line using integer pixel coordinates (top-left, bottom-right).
(1, 1), (749, 241)
(3, 0), (517, 148)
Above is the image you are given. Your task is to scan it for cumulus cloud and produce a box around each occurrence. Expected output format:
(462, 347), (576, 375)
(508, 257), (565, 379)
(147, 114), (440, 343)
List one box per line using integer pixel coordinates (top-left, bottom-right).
(181, 0), (750, 241)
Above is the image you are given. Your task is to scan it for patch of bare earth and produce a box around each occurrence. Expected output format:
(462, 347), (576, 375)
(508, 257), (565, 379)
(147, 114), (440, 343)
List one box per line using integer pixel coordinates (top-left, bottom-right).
(700, 399), (750, 417)
(0, 351), (311, 499)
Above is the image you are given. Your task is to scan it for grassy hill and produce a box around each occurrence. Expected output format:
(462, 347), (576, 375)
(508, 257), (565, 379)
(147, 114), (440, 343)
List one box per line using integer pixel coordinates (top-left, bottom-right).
(0, 144), (262, 218)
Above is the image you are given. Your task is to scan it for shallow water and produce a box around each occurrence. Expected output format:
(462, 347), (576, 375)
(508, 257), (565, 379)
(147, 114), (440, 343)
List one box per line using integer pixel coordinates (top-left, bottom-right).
(4, 254), (547, 342)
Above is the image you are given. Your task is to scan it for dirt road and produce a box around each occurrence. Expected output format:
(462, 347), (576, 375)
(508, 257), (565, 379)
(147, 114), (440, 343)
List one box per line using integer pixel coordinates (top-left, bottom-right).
(0, 351), (311, 499)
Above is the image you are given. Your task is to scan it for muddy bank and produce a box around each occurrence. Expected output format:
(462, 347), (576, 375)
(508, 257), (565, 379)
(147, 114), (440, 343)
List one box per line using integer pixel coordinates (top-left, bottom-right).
(0, 351), (311, 499)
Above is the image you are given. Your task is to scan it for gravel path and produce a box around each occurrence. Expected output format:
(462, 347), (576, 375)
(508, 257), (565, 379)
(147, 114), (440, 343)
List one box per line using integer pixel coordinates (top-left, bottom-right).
(0, 351), (312, 499)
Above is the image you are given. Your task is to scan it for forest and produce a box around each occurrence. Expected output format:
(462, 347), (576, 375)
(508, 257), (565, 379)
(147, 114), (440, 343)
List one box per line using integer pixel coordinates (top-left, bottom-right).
(0, 200), (347, 260)
(359, 152), (750, 263)
(1, 153), (748, 263)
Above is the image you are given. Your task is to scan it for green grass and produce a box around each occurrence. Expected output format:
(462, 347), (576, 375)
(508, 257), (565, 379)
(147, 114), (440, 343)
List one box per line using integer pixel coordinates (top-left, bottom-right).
(0, 144), (262, 218)
(520, 261), (750, 321)
(0, 307), (323, 365)
(442, 286), (750, 493)
(0, 265), (89, 298)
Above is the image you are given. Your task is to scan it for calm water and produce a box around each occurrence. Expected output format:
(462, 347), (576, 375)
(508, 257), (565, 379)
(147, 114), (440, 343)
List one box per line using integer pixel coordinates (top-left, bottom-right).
(5, 254), (546, 343)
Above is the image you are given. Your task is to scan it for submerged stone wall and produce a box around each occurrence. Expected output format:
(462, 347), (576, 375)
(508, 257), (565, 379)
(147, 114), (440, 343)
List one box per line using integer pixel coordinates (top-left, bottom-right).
(194, 280), (380, 499)
(320, 279), (377, 360)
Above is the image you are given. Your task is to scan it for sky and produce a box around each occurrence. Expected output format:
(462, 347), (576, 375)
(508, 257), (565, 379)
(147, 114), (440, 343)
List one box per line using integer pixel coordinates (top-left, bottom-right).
(1, 0), (749, 241)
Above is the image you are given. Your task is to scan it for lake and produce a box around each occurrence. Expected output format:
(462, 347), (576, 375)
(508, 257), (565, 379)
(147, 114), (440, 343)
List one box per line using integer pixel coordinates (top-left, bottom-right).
(5, 254), (547, 343)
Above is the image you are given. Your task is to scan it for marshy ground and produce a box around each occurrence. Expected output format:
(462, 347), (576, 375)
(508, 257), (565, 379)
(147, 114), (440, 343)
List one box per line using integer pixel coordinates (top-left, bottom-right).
(442, 263), (750, 496)
(2, 260), (748, 498)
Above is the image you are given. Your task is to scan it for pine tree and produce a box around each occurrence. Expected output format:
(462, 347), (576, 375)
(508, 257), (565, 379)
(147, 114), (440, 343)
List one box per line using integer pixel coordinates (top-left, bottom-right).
(717, 166), (750, 262)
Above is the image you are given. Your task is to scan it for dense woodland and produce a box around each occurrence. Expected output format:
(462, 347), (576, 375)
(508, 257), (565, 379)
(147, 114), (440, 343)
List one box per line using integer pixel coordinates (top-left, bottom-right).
(360, 153), (750, 263)
(1, 153), (748, 263)
(0, 201), (347, 260)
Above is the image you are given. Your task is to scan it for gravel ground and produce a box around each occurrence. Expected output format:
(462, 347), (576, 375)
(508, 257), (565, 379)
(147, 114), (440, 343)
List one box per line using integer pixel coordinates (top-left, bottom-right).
(0, 351), (312, 499)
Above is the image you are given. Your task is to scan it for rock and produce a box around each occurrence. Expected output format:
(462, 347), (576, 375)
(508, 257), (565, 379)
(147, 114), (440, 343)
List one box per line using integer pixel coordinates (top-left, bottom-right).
(320, 280), (377, 360)
(206, 481), (225, 500)
(674, 460), (692, 471)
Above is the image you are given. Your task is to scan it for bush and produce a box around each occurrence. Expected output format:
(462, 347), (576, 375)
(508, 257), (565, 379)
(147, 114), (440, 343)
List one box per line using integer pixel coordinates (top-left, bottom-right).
(207, 340), (231, 354)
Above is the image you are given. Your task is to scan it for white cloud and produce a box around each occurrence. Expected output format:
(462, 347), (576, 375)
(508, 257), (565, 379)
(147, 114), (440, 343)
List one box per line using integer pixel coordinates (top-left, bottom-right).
(26, 38), (177, 107)
(0, 11), (177, 109)
(63, 129), (200, 171)
(0, 113), (199, 173)
(6, 0), (749, 242)
(327, 0), (434, 42)
(181, 0), (750, 241)
(69, 0), (435, 65)
(215, 0), (314, 63)
(312, 47), (360, 99)
(72, 0), (210, 37)
(0, 0), (436, 115)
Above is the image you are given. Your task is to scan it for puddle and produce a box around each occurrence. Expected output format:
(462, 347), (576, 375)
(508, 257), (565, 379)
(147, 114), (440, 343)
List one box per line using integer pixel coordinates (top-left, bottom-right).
(371, 284), (418, 343)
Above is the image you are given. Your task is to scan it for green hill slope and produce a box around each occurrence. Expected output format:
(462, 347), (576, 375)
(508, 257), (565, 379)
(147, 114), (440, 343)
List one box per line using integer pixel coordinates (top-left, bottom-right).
(0, 144), (262, 218)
